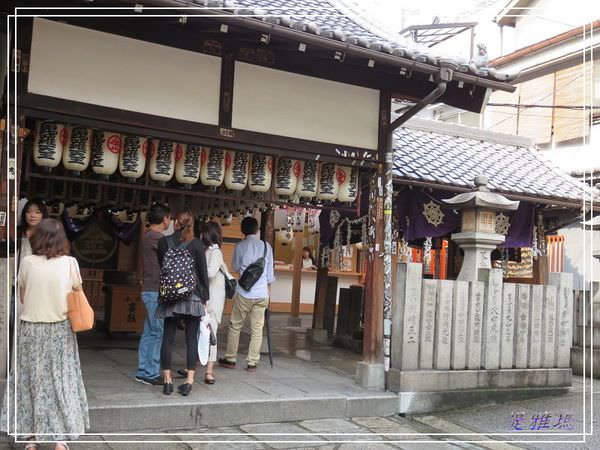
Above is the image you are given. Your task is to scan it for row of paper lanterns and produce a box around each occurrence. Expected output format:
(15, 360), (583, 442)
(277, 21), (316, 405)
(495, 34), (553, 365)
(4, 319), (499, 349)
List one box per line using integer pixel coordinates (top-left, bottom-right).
(33, 122), (359, 203)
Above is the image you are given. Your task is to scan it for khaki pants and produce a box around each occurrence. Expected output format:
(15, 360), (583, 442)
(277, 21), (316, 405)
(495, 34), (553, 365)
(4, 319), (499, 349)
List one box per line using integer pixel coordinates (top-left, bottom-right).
(224, 292), (269, 365)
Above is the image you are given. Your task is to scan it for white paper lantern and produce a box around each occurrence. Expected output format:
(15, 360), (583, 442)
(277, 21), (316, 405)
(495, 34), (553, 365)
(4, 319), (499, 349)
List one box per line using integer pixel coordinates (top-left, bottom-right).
(276, 229), (294, 244)
(249, 154), (273, 193)
(63, 126), (92, 173)
(275, 158), (301, 199)
(119, 135), (148, 180)
(91, 130), (121, 177)
(175, 143), (201, 186)
(317, 162), (339, 201)
(150, 139), (175, 183)
(337, 166), (359, 203)
(224, 150), (249, 191)
(221, 214), (233, 226)
(200, 147), (225, 188)
(296, 160), (318, 200)
(33, 121), (67, 170)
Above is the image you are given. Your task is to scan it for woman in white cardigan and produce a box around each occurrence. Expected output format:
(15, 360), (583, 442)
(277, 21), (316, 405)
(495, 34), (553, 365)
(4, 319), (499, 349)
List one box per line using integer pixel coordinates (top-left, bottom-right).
(202, 221), (230, 384)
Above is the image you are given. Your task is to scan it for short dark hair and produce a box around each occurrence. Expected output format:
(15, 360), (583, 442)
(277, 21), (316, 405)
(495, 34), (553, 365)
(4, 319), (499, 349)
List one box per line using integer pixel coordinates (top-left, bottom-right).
(19, 198), (48, 237)
(30, 218), (69, 259)
(148, 203), (171, 225)
(240, 216), (259, 236)
(202, 220), (222, 248)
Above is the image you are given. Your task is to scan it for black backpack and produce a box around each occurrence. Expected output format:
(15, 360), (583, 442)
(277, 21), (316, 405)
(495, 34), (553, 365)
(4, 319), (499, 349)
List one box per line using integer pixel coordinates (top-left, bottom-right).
(238, 241), (267, 291)
(159, 237), (196, 302)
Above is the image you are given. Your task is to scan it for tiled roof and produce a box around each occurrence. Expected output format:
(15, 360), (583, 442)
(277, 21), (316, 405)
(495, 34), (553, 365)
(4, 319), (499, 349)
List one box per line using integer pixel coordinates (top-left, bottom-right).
(190, 0), (516, 82)
(393, 119), (590, 204)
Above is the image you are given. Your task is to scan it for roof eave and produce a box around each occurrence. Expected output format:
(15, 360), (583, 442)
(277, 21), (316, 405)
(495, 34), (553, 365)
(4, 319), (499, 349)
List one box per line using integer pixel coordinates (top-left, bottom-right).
(117, 0), (516, 94)
(393, 176), (587, 209)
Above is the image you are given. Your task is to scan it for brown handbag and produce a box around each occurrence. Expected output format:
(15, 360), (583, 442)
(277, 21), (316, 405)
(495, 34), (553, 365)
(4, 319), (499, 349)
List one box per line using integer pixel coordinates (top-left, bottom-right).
(67, 257), (94, 332)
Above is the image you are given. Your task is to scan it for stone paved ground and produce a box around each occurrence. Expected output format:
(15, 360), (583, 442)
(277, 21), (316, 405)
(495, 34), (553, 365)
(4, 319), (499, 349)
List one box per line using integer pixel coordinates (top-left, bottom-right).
(2, 314), (598, 449)
(3, 396), (597, 450)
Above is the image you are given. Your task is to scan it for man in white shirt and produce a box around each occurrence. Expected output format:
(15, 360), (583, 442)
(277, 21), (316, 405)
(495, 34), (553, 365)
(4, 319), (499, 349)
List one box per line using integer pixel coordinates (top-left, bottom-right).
(219, 217), (275, 371)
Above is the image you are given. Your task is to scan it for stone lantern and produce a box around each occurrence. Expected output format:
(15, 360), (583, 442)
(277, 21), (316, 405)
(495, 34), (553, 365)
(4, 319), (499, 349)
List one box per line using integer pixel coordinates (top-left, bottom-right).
(442, 175), (519, 281)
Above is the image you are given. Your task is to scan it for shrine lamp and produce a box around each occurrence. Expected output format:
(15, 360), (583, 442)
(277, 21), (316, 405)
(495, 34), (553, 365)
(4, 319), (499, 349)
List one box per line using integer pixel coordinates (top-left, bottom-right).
(442, 175), (519, 281)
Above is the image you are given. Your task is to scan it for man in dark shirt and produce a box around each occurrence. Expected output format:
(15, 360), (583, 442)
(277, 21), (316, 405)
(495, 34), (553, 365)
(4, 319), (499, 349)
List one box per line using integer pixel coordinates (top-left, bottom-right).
(135, 203), (171, 385)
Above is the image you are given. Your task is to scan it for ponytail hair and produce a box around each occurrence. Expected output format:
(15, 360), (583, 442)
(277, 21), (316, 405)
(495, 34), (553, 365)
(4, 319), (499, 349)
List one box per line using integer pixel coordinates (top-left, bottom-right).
(175, 208), (195, 242)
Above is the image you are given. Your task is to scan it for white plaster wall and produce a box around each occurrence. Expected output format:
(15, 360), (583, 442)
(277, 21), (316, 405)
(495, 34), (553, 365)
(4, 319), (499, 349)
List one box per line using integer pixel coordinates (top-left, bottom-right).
(514, 0), (600, 50)
(232, 62), (380, 150)
(559, 222), (600, 291)
(28, 19), (221, 125)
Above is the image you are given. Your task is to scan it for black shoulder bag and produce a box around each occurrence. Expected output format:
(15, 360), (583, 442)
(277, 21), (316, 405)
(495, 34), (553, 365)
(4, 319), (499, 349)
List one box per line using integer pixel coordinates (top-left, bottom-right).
(238, 241), (267, 291)
(220, 269), (237, 299)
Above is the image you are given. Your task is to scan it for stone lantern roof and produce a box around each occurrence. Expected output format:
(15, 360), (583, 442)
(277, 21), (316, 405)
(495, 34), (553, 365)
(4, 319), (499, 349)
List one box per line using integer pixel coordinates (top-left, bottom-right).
(442, 176), (519, 211)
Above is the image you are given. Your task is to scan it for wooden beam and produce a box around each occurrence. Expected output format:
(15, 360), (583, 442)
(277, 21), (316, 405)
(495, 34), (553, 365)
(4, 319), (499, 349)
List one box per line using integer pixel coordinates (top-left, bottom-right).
(19, 94), (377, 168)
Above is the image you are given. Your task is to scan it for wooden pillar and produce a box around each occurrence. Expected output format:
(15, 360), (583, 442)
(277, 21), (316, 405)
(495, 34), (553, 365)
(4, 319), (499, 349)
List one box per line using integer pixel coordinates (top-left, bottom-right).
(446, 237), (457, 280)
(533, 256), (549, 285)
(312, 265), (329, 328)
(260, 208), (275, 248)
(290, 229), (304, 321)
(362, 90), (391, 366)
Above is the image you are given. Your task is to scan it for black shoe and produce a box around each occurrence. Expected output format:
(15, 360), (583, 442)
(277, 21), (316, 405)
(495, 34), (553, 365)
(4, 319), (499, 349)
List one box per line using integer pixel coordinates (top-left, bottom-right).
(178, 382), (192, 396)
(218, 358), (236, 369)
(246, 364), (257, 372)
(136, 376), (163, 386)
(163, 383), (173, 395)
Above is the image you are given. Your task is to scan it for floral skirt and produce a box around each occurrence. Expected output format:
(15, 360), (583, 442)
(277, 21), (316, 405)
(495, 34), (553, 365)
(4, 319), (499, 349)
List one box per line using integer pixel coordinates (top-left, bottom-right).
(1, 320), (90, 441)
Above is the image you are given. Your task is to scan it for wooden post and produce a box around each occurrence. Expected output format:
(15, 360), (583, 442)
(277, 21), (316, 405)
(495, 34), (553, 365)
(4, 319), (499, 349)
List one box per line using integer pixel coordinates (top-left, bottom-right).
(361, 91), (391, 366)
(260, 208), (275, 248)
(312, 265), (329, 329)
(289, 229), (304, 325)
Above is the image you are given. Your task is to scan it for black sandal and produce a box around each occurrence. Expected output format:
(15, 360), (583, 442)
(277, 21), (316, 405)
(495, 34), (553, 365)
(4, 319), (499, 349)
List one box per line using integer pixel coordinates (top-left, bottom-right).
(204, 373), (215, 384)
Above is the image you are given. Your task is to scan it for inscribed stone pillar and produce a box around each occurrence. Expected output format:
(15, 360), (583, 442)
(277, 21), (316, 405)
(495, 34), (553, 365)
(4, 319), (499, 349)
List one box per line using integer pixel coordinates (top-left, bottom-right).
(549, 272), (574, 367)
(481, 269), (502, 369)
(528, 285), (544, 368)
(541, 285), (558, 368)
(514, 284), (531, 369)
(392, 262), (422, 370)
(500, 283), (516, 369)
(419, 279), (437, 369)
(451, 280), (469, 369)
(434, 280), (453, 370)
(466, 281), (484, 369)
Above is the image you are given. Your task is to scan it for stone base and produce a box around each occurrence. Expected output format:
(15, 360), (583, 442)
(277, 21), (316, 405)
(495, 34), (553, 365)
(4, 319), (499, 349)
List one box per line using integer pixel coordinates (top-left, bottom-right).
(287, 317), (303, 327)
(388, 368), (572, 414)
(571, 346), (600, 378)
(355, 362), (385, 390)
(397, 387), (571, 415)
(306, 328), (329, 344)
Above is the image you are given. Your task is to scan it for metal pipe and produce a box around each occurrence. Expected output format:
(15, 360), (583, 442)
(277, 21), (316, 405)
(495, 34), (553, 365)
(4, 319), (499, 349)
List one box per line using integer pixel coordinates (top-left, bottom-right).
(108, 0), (516, 93)
(390, 82), (447, 131)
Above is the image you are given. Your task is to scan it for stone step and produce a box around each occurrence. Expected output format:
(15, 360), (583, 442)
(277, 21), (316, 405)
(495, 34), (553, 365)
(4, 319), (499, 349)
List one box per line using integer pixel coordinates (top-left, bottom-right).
(88, 393), (399, 433)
